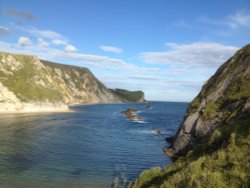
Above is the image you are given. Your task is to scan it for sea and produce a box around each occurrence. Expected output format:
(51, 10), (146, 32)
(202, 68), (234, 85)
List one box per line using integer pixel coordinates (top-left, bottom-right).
(0, 102), (188, 188)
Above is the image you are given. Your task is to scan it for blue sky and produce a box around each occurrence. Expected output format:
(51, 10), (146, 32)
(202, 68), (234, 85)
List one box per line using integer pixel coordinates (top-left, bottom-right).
(0, 0), (250, 101)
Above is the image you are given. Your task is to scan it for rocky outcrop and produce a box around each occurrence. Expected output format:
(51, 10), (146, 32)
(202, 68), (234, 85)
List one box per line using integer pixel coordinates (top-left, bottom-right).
(121, 108), (143, 122)
(166, 44), (250, 157)
(0, 52), (145, 112)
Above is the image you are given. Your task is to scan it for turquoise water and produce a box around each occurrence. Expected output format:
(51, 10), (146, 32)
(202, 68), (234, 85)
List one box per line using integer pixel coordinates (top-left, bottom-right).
(0, 102), (187, 187)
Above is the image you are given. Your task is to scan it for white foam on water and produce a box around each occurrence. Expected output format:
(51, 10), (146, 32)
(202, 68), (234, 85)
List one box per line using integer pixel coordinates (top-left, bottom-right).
(128, 129), (154, 135)
(132, 119), (147, 124)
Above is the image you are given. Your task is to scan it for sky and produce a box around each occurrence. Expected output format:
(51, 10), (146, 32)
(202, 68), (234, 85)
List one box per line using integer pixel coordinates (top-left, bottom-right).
(0, 0), (250, 102)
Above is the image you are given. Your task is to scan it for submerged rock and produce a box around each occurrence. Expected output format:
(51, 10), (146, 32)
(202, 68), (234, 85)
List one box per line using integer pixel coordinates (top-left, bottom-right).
(71, 168), (82, 176)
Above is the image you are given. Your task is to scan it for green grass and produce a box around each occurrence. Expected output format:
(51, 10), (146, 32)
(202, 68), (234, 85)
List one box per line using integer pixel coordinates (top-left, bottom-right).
(130, 44), (250, 188)
(130, 167), (161, 187)
(42, 59), (108, 93)
(130, 114), (250, 188)
(110, 89), (144, 102)
(202, 102), (220, 120)
(0, 52), (116, 103)
(0, 54), (63, 102)
(189, 44), (250, 116)
(227, 76), (250, 101)
(189, 97), (201, 112)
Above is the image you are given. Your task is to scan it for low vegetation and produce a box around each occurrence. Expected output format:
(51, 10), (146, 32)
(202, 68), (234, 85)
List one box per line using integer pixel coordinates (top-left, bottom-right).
(130, 114), (250, 188)
(110, 89), (144, 102)
(202, 102), (220, 120)
(0, 52), (145, 105)
(0, 54), (63, 102)
(130, 44), (250, 188)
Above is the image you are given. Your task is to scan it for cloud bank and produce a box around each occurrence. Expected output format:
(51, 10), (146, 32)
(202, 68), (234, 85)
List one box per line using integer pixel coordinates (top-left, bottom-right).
(141, 42), (238, 68)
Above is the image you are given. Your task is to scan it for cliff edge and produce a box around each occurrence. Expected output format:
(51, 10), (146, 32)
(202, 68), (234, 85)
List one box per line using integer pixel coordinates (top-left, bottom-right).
(0, 52), (145, 112)
(167, 43), (250, 157)
(129, 44), (250, 188)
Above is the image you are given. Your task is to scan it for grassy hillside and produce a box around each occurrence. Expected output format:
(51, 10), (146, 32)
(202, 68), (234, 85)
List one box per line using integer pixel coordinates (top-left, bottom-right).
(129, 112), (250, 188)
(189, 45), (250, 117)
(110, 89), (145, 103)
(0, 54), (63, 102)
(0, 52), (145, 106)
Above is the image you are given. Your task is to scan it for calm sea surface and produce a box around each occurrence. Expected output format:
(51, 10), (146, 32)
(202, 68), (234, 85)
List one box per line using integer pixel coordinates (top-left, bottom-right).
(0, 102), (188, 188)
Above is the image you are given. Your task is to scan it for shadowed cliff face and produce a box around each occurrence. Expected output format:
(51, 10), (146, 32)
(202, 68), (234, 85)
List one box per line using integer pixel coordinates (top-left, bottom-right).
(0, 52), (145, 112)
(129, 44), (250, 188)
(168, 44), (250, 157)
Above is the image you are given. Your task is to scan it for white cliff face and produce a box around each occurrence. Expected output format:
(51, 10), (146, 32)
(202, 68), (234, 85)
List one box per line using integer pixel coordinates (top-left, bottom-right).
(0, 54), (24, 74)
(0, 83), (68, 112)
(0, 52), (141, 112)
(0, 83), (22, 111)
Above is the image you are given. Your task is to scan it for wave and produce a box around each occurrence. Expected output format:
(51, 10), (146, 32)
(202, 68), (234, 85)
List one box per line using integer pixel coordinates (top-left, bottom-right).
(132, 119), (147, 124)
(128, 130), (155, 135)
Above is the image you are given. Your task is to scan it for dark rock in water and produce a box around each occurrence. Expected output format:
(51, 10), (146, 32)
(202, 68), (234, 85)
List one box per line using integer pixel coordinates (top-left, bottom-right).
(165, 136), (176, 144)
(153, 130), (162, 134)
(121, 108), (143, 122)
(72, 168), (82, 176)
(163, 147), (176, 158)
(121, 108), (139, 115)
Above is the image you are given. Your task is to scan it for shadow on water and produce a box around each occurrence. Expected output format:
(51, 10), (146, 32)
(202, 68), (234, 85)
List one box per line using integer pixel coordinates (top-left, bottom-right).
(0, 116), (44, 178)
(0, 103), (188, 187)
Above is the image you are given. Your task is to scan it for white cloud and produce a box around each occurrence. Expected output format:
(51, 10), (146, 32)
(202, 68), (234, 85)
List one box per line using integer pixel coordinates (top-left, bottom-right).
(31, 29), (64, 39)
(1, 39), (238, 102)
(52, 39), (68, 46)
(18, 36), (33, 46)
(101, 75), (202, 101)
(64, 44), (77, 52)
(55, 51), (165, 76)
(228, 11), (250, 29)
(200, 10), (250, 30)
(38, 38), (49, 47)
(0, 26), (10, 35)
(16, 26), (66, 40)
(141, 42), (238, 68)
(100, 45), (123, 53)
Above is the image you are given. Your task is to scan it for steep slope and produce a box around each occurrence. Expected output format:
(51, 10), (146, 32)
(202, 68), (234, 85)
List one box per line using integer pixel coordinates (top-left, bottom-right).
(168, 43), (250, 157)
(0, 52), (144, 112)
(130, 44), (250, 187)
(130, 113), (250, 188)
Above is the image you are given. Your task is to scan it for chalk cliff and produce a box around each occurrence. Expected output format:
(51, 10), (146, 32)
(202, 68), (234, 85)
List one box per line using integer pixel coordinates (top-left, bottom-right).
(0, 52), (144, 112)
